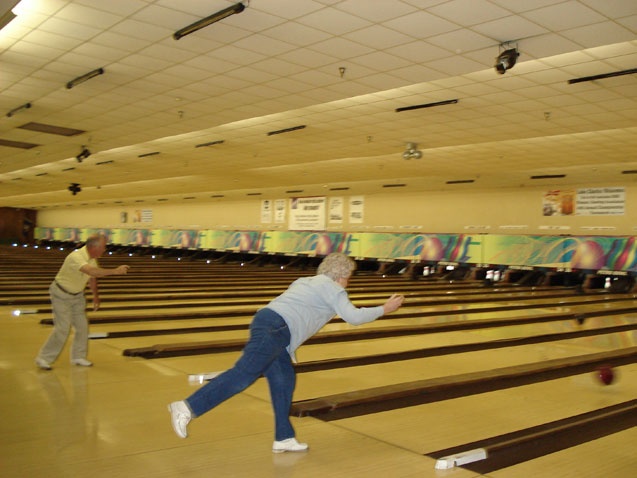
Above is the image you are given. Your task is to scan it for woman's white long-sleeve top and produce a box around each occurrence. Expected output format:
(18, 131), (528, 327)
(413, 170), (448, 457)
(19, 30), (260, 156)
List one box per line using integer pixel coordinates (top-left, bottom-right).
(266, 274), (384, 362)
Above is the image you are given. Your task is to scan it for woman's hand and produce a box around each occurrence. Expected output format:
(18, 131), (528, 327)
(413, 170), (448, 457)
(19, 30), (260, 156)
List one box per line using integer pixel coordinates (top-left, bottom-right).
(383, 293), (404, 314)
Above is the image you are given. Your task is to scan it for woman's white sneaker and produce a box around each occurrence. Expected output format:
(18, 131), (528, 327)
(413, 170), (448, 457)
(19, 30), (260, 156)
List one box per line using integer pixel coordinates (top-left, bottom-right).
(272, 438), (309, 453)
(168, 401), (191, 438)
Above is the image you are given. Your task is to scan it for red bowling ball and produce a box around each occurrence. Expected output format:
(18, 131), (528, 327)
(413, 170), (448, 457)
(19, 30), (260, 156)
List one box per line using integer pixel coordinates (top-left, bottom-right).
(596, 366), (614, 385)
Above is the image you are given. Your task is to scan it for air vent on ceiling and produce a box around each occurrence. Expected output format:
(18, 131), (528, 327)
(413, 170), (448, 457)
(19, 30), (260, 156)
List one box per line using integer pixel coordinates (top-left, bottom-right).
(138, 152), (160, 158)
(382, 183), (406, 188)
(18, 122), (84, 136)
(0, 138), (39, 149)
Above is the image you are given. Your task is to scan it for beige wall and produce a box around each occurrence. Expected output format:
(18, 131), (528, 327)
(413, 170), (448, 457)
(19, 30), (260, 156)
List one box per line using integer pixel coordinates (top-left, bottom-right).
(36, 183), (635, 236)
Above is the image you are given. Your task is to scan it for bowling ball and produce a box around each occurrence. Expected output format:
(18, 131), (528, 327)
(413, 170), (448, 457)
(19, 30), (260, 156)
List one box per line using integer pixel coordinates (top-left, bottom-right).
(420, 236), (443, 261)
(596, 365), (614, 385)
(315, 234), (332, 256)
(571, 240), (605, 269)
(239, 233), (253, 252)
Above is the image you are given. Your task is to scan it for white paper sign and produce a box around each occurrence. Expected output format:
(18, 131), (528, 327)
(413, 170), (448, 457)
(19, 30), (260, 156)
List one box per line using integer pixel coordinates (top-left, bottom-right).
(289, 197), (326, 230)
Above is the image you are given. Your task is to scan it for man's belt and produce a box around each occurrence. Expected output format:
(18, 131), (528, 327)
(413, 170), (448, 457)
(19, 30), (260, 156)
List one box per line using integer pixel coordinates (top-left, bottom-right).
(54, 281), (82, 296)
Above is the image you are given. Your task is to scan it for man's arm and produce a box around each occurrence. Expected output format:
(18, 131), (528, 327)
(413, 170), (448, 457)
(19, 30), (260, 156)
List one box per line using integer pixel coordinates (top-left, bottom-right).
(80, 264), (128, 311)
(80, 264), (129, 277)
(89, 276), (100, 311)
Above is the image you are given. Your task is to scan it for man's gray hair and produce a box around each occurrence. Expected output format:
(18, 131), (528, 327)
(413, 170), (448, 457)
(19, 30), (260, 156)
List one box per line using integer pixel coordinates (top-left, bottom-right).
(86, 234), (106, 248)
(317, 253), (356, 280)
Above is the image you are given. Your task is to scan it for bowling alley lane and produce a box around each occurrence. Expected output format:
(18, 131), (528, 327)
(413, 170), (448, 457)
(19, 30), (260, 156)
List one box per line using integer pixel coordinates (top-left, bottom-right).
(291, 329), (636, 394)
(149, 323), (637, 477)
(318, 362), (637, 474)
(488, 425), (637, 477)
(85, 301), (637, 357)
(3, 282), (582, 310)
(149, 313), (637, 402)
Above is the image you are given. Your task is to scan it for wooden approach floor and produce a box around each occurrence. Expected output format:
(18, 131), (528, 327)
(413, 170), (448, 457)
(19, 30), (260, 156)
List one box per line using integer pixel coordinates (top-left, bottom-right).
(1, 245), (637, 478)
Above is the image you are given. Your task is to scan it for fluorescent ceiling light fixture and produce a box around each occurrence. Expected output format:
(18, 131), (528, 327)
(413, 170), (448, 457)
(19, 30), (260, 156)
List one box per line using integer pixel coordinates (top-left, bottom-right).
(395, 99), (458, 113)
(267, 125), (306, 136)
(173, 2), (246, 40)
(6, 101), (31, 118)
(66, 67), (104, 89)
(568, 68), (637, 85)
(195, 140), (224, 148)
(530, 174), (565, 179)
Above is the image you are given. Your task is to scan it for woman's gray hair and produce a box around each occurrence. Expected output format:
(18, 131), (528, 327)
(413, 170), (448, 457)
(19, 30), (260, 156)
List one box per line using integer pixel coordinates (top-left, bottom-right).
(317, 252), (356, 280)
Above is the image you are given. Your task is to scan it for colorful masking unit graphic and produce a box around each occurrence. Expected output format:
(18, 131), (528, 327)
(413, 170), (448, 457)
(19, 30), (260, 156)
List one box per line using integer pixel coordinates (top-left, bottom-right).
(483, 235), (637, 271)
(152, 230), (198, 248)
(343, 233), (476, 263)
(34, 228), (637, 272)
(112, 229), (149, 245)
(197, 230), (261, 251)
(259, 231), (345, 255)
(569, 236), (637, 271)
(83, 228), (112, 243)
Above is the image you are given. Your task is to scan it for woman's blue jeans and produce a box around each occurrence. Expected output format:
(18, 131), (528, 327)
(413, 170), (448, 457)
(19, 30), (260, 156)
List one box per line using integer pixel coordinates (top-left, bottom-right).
(185, 308), (296, 441)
